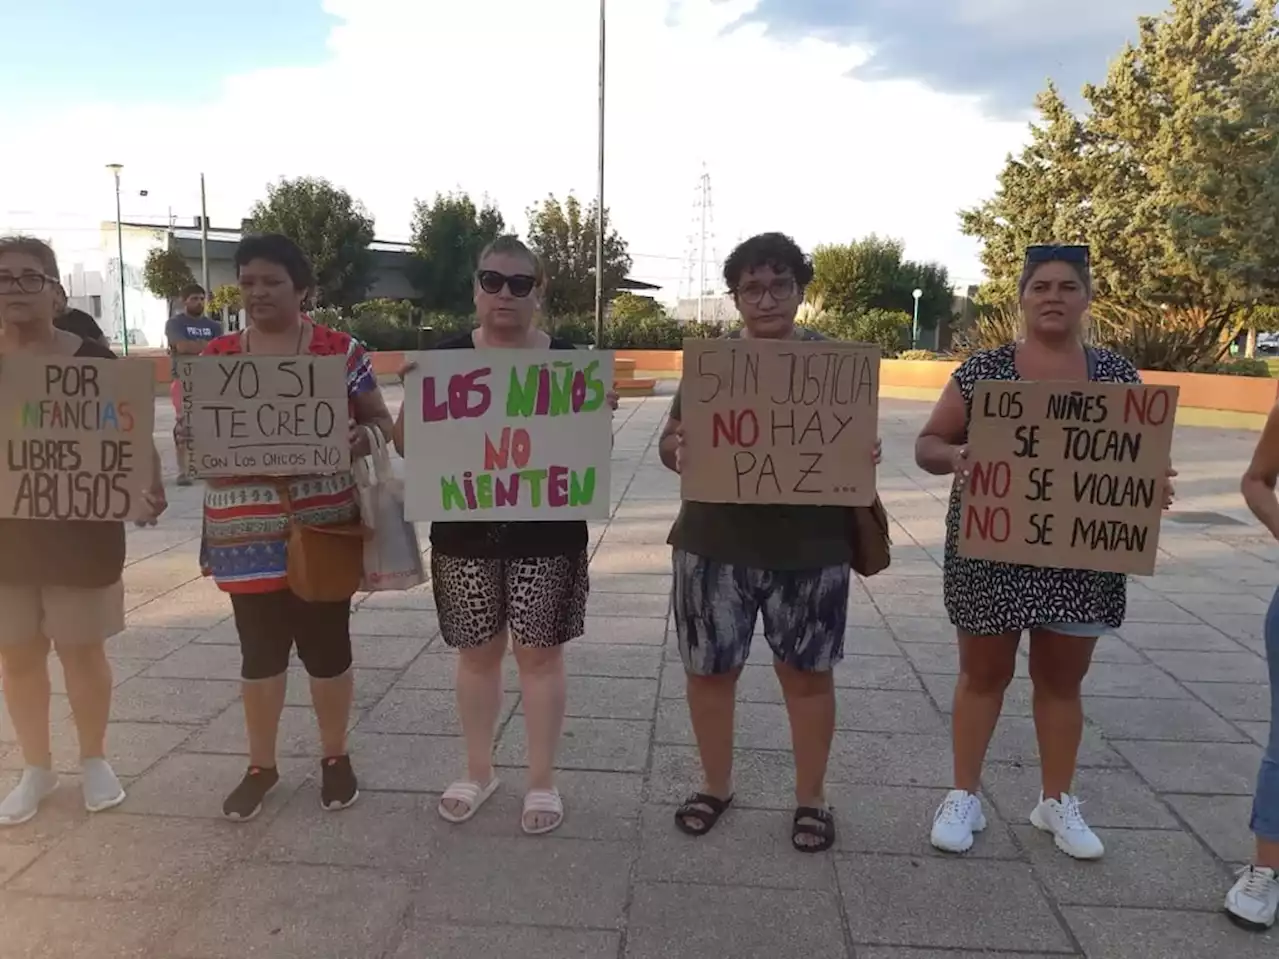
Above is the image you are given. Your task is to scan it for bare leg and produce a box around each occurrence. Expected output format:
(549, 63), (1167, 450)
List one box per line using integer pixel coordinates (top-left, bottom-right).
(1027, 630), (1097, 799)
(776, 662), (836, 848)
(683, 670), (739, 825)
(441, 634), (506, 818)
(310, 670), (354, 757)
(0, 640), (53, 768)
(242, 674), (287, 767)
(58, 643), (113, 761)
(513, 640), (566, 830)
(951, 631), (1020, 792)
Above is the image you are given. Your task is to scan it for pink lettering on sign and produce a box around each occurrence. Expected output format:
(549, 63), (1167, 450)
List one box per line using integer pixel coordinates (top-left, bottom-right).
(422, 369), (492, 422)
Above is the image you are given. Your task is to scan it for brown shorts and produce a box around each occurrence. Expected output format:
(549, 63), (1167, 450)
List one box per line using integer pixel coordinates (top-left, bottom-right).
(0, 581), (125, 648)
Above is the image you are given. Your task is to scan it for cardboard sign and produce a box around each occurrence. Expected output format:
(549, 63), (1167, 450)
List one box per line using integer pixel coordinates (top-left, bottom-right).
(959, 380), (1179, 576)
(402, 348), (614, 521)
(679, 338), (880, 506)
(0, 357), (156, 521)
(178, 355), (349, 477)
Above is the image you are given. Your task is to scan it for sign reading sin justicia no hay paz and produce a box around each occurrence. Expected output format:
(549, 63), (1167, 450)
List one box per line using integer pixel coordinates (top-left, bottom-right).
(402, 349), (614, 522)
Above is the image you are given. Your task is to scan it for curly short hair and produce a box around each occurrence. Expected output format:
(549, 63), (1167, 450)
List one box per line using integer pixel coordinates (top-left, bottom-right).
(234, 233), (316, 291)
(723, 232), (813, 292)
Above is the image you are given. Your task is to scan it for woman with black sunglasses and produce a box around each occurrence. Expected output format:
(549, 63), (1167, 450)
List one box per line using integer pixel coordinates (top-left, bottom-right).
(914, 244), (1176, 860)
(393, 235), (616, 835)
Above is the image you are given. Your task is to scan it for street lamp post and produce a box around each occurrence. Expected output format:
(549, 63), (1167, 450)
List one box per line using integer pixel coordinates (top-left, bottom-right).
(592, 0), (606, 349)
(911, 288), (923, 350)
(106, 163), (128, 356)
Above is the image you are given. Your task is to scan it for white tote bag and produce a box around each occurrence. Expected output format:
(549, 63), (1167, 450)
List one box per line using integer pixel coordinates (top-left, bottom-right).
(354, 427), (426, 592)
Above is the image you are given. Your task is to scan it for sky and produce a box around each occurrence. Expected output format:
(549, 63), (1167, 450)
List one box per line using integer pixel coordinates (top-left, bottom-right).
(0, 0), (1159, 299)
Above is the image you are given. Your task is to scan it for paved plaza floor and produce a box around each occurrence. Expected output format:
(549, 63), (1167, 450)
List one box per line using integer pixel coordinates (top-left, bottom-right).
(0, 385), (1277, 958)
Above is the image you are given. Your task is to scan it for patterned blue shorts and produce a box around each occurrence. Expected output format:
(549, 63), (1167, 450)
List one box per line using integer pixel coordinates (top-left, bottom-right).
(671, 549), (850, 676)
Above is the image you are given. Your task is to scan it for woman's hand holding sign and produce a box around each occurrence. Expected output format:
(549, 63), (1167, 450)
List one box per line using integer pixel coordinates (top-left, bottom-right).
(1162, 466), (1178, 510)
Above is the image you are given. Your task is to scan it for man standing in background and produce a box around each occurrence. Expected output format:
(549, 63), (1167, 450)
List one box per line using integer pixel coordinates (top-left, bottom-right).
(52, 284), (111, 349)
(166, 284), (222, 485)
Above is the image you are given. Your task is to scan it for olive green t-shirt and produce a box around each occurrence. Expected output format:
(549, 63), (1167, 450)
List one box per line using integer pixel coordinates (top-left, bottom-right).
(664, 333), (855, 571)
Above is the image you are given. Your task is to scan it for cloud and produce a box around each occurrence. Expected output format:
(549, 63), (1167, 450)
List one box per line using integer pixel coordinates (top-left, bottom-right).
(723, 0), (1158, 118)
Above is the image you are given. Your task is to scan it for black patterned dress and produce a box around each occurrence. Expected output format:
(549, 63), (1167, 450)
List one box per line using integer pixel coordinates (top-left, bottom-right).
(943, 344), (1141, 636)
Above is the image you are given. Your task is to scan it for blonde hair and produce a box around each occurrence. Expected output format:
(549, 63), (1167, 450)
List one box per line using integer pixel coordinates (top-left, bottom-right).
(477, 235), (545, 286)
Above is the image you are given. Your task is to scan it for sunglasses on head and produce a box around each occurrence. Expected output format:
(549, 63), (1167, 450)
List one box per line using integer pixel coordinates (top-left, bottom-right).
(1025, 244), (1090, 266)
(476, 270), (537, 298)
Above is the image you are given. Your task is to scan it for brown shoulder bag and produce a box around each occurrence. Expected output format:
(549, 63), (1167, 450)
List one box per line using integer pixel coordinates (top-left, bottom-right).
(275, 482), (366, 603)
(850, 497), (892, 578)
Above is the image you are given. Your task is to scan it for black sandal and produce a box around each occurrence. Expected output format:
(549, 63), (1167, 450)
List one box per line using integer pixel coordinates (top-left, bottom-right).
(674, 792), (734, 836)
(792, 805), (836, 853)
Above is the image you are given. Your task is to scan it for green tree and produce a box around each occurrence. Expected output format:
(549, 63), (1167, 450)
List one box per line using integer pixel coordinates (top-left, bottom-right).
(525, 194), (631, 317)
(246, 176), (376, 309)
(962, 0), (1278, 310)
(142, 247), (195, 302)
(409, 192), (505, 314)
(809, 235), (953, 334)
(208, 284), (242, 317)
(609, 291), (665, 322)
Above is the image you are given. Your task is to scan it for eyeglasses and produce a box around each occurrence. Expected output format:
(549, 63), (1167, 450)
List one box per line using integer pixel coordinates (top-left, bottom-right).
(1025, 244), (1090, 266)
(476, 270), (537, 298)
(735, 276), (797, 305)
(0, 273), (55, 294)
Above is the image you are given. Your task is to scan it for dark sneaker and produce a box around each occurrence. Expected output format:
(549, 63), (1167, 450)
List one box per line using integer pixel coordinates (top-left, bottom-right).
(320, 755), (359, 811)
(222, 766), (279, 822)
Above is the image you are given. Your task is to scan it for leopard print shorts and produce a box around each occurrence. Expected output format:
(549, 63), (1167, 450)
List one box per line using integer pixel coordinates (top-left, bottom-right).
(430, 551), (589, 649)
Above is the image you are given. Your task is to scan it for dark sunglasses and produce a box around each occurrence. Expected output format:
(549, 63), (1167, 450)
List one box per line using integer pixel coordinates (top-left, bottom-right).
(476, 270), (536, 298)
(1025, 244), (1090, 266)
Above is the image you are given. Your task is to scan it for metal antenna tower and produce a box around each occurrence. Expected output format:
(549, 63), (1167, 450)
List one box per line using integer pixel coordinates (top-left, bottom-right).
(681, 164), (718, 321)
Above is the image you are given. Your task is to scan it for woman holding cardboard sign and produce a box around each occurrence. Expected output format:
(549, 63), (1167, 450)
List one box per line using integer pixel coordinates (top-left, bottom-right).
(915, 244), (1176, 860)
(392, 235), (618, 835)
(0, 236), (166, 827)
(199, 234), (392, 823)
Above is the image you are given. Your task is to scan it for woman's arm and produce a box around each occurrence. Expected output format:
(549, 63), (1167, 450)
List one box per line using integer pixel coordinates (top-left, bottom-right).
(658, 415), (682, 473)
(1241, 403), (1279, 538)
(915, 379), (970, 476)
(350, 388), (393, 457)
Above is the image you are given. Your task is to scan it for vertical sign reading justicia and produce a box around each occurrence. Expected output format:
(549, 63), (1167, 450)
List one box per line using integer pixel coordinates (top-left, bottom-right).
(402, 349), (614, 521)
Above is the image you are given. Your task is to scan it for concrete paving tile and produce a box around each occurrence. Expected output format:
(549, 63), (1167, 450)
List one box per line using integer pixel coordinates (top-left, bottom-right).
(257, 788), (436, 869)
(357, 585), (436, 610)
(1014, 825), (1227, 909)
(495, 716), (650, 772)
(1198, 612), (1275, 644)
(843, 626), (903, 656)
(827, 731), (954, 787)
(1083, 696), (1247, 742)
(1164, 793), (1257, 864)
(361, 687), (516, 736)
(455, 770), (643, 841)
(1062, 905), (1277, 958)
(284, 666), (400, 707)
(1111, 740), (1262, 794)
(625, 881), (849, 959)
(0, 894), (182, 959)
(589, 544), (674, 574)
(142, 641), (243, 679)
(834, 655), (925, 692)
(1186, 680), (1272, 721)
(982, 765), (1179, 830)
(0, 719), (196, 777)
(396, 650), (520, 690)
(1237, 720), (1270, 746)
(846, 601), (889, 627)
(858, 951), (1076, 959)
(1144, 649), (1267, 685)
(111, 676), (241, 723)
(559, 675), (658, 721)
(654, 698), (790, 749)
(871, 592), (950, 619)
(589, 572), (672, 594)
(646, 744), (798, 809)
(884, 615), (960, 644)
(564, 642), (663, 679)
(987, 716), (1123, 768)
(391, 923), (619, 959)
(899, 642), (959, 674)
(833, 783), (1021, 859)
(349, 608), (439, 640)
(125, 753), (309, 819)
(0, 782), (89, 847)
(636, 803), (836, 888)
(836, 856), (1071, 952)
(349, 632), (431, 669)
(170, 862), (412, 958)
(9, 813), (248, 899)
(921, 673), (1034, 717)
(1117, 622), (1247, 653)
(1122, 598), (1204, 624)
(1089, 634), (1145, 664)
(126, 581), (231, 629)
(186, 703), (360, 758)
(833, 687), (945, 734)
(344, 731), (464, 792)
(585, 591), (671, 618)
(106, 626), (203, 660)
(413, 836), (631, 928)
(0, 843), (41, 884)
(1172, 591), (1270, 618)
(1080, 663), (1188, 699)
(578, 614), (668, 644)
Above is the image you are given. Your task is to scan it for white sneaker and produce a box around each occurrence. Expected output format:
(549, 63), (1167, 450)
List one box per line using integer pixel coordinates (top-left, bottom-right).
(1225, 865), (1279, 930)
(81, 758), (126, 813)
(930, 789), (986, 853)
(1030, 792), (1104, 860)
(0, 766), (60, 826)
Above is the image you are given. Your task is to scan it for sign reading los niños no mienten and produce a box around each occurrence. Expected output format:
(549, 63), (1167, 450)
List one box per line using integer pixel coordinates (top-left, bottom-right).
(402, 348), (614, 521)
(960, 380), (1179, 576)
(0, 357), (156, 521)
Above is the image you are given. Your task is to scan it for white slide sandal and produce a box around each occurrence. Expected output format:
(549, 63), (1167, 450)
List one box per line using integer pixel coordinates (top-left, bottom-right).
(437, 777), (500, 824)
(522, 788), (564, 836)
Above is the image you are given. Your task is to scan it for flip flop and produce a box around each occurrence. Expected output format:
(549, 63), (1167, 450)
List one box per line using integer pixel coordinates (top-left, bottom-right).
(437, 777), (500, 824)
(674, 792), (734, 836)
(521, 788), (564, 836)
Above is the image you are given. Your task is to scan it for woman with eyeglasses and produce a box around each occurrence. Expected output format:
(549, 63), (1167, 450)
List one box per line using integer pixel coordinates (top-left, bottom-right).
(0, 236), (166, 826)
(392, 235), (616, 835)
(915, 244), (1175, 859)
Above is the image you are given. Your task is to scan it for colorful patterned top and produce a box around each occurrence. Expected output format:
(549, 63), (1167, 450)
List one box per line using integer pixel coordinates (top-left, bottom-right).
(199, 323), (377, 594)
